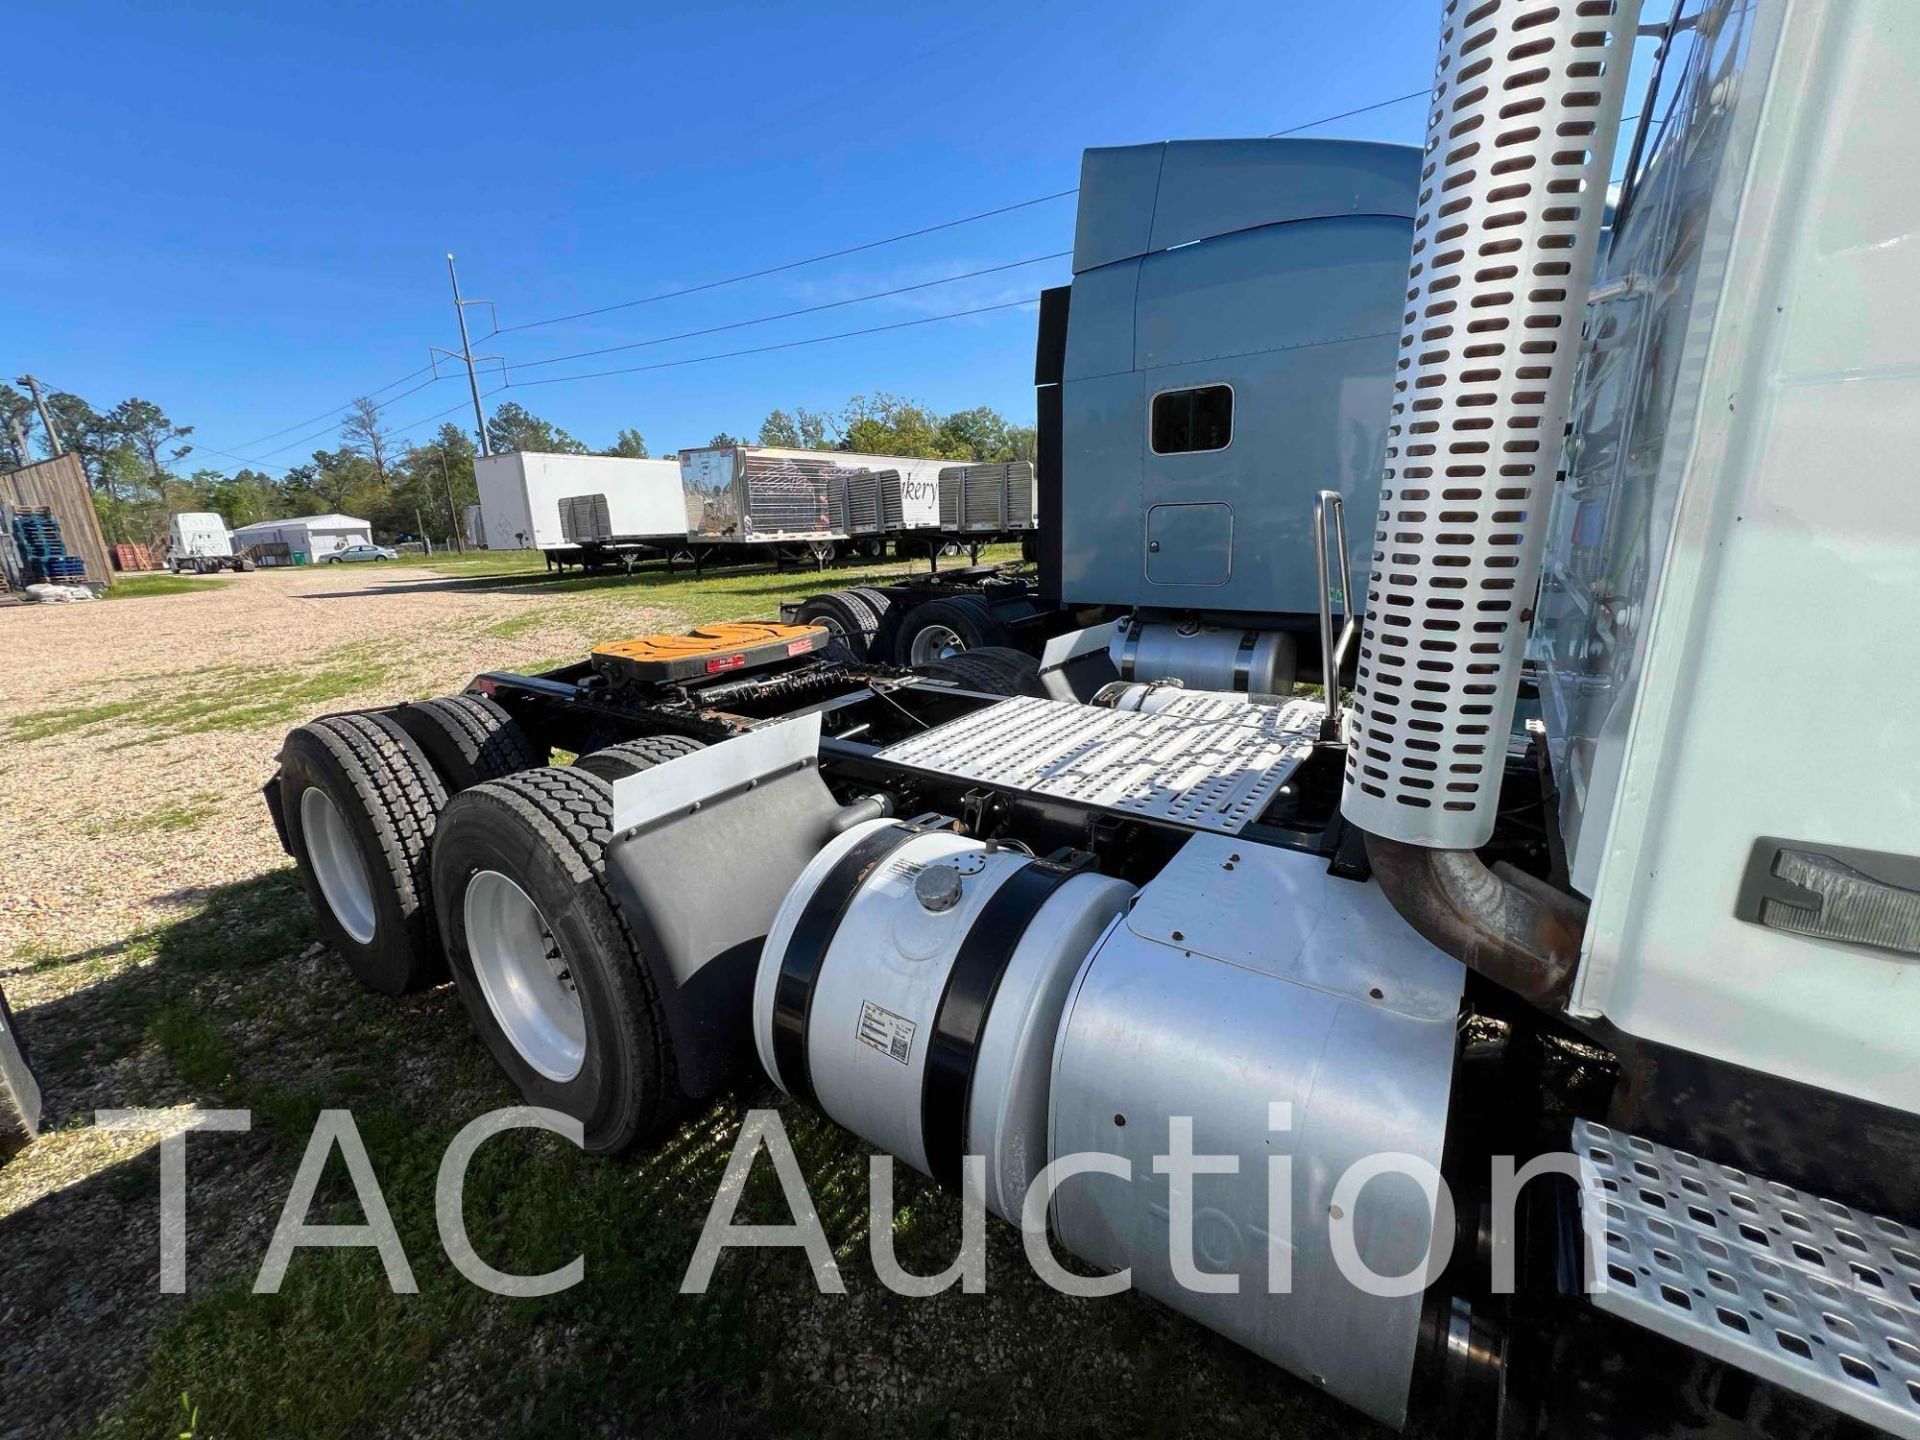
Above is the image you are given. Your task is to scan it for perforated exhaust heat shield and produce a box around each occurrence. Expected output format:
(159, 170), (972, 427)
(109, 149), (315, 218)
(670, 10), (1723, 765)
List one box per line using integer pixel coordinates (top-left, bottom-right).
(1342, 0), (1642, 849)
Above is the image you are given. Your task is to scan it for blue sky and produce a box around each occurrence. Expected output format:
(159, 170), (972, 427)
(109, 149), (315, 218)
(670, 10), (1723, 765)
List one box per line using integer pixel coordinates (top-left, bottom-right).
(7, 1), (1448, 471)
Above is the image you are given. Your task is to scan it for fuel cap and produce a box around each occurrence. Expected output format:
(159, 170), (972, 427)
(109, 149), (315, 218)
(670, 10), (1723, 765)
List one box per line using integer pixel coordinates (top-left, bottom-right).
(914, 863), (964, 913)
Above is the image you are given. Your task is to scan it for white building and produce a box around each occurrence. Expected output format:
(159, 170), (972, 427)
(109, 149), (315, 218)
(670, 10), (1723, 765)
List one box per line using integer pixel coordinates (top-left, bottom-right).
(229, 513), (373, 562)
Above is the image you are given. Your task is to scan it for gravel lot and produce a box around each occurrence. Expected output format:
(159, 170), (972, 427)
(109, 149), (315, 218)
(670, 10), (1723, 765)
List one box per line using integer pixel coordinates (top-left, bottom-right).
(0, 563), (669, 966)
(1, 562), (675, 1437)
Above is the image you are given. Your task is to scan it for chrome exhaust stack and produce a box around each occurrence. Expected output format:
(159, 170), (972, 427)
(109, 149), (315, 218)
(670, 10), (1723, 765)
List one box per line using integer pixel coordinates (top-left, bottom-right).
(1341, 0), (1642, 996)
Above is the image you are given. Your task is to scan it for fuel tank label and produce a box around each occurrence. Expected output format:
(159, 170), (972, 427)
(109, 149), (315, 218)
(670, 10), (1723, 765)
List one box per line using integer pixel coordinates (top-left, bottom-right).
(856, 1000), (915, 1065)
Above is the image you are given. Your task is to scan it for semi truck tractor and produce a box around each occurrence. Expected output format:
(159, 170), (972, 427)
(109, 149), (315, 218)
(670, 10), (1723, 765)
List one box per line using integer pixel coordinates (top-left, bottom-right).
(799, 133), (1417, 688)
(263, 0), (1920, 1431)
(167, 511), (249, 573)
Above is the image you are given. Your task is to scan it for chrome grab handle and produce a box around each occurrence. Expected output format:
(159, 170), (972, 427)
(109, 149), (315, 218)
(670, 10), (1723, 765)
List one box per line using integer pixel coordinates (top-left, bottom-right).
(1313, 489), (1356, 731)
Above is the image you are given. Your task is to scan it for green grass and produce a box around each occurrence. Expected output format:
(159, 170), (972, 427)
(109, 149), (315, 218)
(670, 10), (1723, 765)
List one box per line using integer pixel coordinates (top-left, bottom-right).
(456, 543), (1026, 644)
(124, 790), (222, 835)
(416, 549), (549, 577)
(148, 1007), (238, 1088)
(482, 608), (556, 639)
(104, 574), (227, 599)
(2, 648), (399, 748)
(3, 696), (148, 743)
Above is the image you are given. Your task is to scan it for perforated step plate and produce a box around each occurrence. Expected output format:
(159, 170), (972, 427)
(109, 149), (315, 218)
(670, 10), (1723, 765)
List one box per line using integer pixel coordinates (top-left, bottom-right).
(1576, 1119), (1920, 1437)
(875, 695), (1322, 835)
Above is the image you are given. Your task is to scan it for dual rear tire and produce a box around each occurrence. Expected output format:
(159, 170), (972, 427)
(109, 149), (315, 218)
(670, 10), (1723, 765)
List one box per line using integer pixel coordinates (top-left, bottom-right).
(277, 712), (449, 995)
(278, 694), (537, 994)
(793, 588), (890, 661)
(389, 694), (542, 792)
(891, 594), (1012, 667)
(911, 645), (1046, 697)
(278, 703), (707, 1151)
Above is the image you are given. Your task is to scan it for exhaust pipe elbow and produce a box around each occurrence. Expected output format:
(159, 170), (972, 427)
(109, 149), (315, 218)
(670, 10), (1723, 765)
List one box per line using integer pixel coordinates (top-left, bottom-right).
(1363, 834), (1587, 1009)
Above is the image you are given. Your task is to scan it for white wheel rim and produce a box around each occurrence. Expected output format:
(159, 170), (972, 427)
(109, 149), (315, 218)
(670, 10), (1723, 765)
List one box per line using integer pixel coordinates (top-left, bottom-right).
(300, 787), (377, 944)
(910, 624), (966, 665)
(463, 870), (585, 1082)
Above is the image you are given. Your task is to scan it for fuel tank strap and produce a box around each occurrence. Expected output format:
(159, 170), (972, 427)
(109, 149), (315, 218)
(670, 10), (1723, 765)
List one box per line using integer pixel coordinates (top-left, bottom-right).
(919, 859), (1073, 1195)
(769, 824), (916, 1103)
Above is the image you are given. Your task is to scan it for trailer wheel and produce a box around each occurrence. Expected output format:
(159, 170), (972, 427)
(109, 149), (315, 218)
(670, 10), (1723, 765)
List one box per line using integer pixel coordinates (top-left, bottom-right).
(278, 713), (448, 995)
(432, 767), (680, 1152)
(793, 590), (883, 659)
(892, 594), (1011, 666)
(389, 694), (541, 793)
(912, 645), (1045, 697)
(570, 734), (707, 783)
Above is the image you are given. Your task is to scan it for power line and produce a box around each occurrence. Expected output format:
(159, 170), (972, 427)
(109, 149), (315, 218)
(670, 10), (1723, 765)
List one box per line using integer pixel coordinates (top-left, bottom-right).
(490, 191), (1080, 338)
(491, 86), (1442, 342)
(190, 86), (1443, 452)
(197, 83), (1635, 459)
(510, 251), (1071, 374)
(509, 298), (1036, 391)
(389, 388), (509, 440)
(209, 363), (438, 454)
(193, 386), (507, 478)
(1267, 88), (1429, 136)
(222, 374), (450, 465)
(191, 375), (463, 476)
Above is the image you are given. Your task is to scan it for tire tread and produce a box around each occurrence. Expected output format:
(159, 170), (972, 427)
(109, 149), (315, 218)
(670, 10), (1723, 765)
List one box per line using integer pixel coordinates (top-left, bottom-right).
(391, 693), (539, 791)
(286, 710), (447, 991)
(570, 734), (707, 783)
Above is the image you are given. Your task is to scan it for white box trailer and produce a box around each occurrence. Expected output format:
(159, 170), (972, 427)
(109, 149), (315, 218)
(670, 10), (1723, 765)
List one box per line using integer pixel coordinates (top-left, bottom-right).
(474, 452), (684, 553)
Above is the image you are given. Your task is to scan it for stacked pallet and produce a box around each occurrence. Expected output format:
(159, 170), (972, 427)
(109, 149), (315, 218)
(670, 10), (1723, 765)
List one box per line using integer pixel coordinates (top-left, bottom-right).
(111, 542), (156, 571)
(10, 508), (86, 584)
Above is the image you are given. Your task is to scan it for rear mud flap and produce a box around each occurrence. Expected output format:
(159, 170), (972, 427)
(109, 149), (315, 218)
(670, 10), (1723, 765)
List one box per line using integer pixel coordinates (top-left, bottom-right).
(600, 717), (840, 1099)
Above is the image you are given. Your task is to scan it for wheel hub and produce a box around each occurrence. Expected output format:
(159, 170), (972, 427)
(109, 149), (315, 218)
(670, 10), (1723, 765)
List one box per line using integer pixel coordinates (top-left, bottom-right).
(300, 787), (377, 944)
(463, 869), (586, 1082)
(910, 624), (966, 665)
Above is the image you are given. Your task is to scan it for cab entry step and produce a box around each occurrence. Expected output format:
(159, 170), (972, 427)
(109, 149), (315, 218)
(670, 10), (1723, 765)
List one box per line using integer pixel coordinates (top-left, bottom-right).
(1575, 1118), (1920, 1437)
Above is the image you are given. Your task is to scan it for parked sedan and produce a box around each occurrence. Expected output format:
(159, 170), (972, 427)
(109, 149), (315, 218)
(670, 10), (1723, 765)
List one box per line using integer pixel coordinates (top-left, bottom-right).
(322, 543), (398, 564)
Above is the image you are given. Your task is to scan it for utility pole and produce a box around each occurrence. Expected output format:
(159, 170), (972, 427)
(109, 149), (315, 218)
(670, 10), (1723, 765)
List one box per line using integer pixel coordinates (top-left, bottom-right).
(436, 449), (463, 551)
(446, 254), (492, 457)
(6, 414), (31, 468)
(16, 375), (64, 458)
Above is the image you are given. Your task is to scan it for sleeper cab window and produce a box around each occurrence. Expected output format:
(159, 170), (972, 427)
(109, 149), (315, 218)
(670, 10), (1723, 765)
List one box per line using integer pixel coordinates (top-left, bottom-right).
(1150, 384), (1233, 454)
